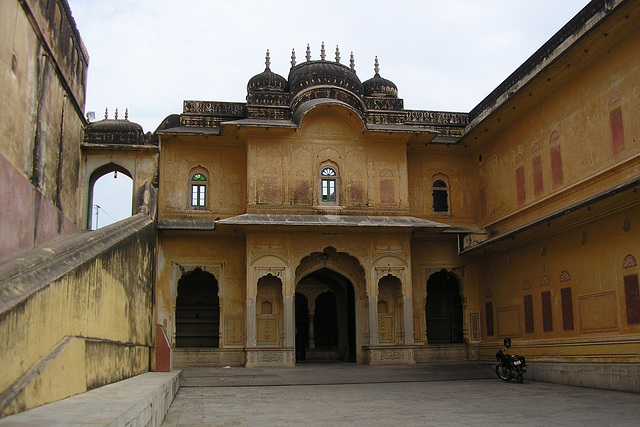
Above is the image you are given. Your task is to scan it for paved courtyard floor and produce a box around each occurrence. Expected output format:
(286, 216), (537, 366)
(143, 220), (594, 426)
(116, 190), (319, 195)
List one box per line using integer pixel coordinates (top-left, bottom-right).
(162, 362), (639, 426)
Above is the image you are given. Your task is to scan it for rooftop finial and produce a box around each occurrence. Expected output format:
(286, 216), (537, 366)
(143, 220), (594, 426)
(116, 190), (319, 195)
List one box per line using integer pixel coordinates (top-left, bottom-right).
(350, 51), (355, 72)
(104, 107), (108, 119)
(125, 108), (129, 120)
(335, 45), (340, 63)
(265, 49), (271, 71)
(115, 108), (119, 120)
(374, 56), (380, 76)
(291, 48), (296, 67)
(305, 44), (311, 61)
(320, 42), (326, 60)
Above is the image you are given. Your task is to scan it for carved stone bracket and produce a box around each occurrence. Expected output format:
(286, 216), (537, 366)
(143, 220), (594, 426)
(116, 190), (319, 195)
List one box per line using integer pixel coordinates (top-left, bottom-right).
(255, 267), (285, 280)
(375, 266), (404, 281)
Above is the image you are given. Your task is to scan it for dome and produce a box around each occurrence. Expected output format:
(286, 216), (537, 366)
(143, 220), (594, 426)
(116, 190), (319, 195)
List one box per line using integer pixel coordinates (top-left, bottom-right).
(86, 118), (144, 134)
(247, 50), (288, 93)
(84, 109), (146, 145)
(288, 60), (363, 96)
(362, 57), (398, 98)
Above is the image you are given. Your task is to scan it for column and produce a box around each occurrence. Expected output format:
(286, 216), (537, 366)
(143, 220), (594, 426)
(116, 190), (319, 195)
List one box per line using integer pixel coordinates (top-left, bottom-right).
(403, 295), (414, 345)
(283, 295), (295, 348)
(369, 295), (378, 345)
(246, 296), (256, 347)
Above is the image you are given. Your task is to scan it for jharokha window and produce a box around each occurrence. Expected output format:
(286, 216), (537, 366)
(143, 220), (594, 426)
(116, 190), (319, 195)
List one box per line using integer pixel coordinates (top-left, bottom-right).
(190, 173), (207, 208)
(432, 179), (449, 214)
(320, 166), (337, 203)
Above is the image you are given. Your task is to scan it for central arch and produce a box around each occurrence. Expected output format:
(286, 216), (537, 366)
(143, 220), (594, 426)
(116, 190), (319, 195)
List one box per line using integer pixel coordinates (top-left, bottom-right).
(295, 267), (356, 362)
(294, 247), (366, 363)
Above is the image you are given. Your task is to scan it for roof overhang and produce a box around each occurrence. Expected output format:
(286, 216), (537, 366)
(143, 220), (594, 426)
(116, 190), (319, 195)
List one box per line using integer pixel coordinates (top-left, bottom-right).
(217, 214), (449, 229)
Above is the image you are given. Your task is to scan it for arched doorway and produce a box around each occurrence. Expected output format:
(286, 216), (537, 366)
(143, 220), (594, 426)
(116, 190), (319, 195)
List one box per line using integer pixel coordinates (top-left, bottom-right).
(425, 270), (463, 343)
(87, 163), (133, 229)
(175, 268), (220, 348)
(295, 268), (356, 362)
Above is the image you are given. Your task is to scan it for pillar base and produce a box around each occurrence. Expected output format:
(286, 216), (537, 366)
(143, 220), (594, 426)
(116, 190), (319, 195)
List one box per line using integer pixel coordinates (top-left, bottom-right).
(362, 345), (416, 365)
(245, 347), (295, 367)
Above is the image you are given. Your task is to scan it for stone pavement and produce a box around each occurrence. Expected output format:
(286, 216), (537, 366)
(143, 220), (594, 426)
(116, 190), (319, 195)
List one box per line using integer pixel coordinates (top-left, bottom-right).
(162, 362), (640, 426)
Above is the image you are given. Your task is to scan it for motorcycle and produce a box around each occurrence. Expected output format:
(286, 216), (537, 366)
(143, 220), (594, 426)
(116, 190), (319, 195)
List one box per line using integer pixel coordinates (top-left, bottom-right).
(495, 337), (526, 383)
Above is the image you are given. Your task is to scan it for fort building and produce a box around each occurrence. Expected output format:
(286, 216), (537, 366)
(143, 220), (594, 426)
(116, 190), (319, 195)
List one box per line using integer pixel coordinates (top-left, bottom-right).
(1, 0), (639, 418)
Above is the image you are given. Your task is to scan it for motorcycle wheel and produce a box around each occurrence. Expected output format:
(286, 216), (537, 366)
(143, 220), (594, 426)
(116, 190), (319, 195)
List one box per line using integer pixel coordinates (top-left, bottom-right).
(516, 370), (523, 384)
(495, 363), (512, 381)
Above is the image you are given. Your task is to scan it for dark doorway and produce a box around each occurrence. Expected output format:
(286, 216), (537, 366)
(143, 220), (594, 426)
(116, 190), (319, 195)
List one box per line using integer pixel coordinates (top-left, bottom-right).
(295, 292), (309, 360)
(426, 270), (463, 343)
(296, 268), (356, 362)
(176, 268), (220, 347)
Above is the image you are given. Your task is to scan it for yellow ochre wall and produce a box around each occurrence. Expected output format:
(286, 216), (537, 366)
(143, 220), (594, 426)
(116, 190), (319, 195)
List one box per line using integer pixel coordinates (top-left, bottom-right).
(475, 16), (640, 234)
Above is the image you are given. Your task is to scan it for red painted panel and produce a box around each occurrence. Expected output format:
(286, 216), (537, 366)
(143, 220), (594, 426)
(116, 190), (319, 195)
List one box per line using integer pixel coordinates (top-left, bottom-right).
(156, 324), (172, 372)
(516, 166), (526, 205)
(610, 106), (625, 153)
(524, 295), (534, 333)
(561, 287), (574, 331)
(623, 274), (640, 324)
(380, 180), (395, 204)
(550, 144), (563, 185)
(541, 291), (553, 332)
(532, 155), (543, 195)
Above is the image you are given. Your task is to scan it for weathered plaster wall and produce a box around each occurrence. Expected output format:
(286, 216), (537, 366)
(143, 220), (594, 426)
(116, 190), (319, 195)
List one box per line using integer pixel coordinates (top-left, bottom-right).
(81, 146), (159, 229)
(407, 149), (476, 222)
(0, 0), (88, 260)
(474, 18), (640, 234)
(410, 237), (469, 344)
(0, 213), (155, 417)
(245, 108), (410, 213)
(473, 201), (640, 363)
(158, 137), (246, 220)
(156, 232), (247, 350)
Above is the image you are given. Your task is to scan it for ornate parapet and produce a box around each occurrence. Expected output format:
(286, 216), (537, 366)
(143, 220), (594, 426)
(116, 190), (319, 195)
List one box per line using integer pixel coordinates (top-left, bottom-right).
(245, 347), (295, 367)
(362, 345), (416, 365)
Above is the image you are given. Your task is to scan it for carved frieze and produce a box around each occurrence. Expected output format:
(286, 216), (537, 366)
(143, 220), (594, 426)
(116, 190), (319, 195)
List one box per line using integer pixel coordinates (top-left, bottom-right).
(363, 97), (404, 111)
(257, 352), (284, 363)
(366, 112), (405, 125)
(404, 110), (468, 126)
(183, 100), (246, 116)
(246, 106), (291, 120)
(180, 115), (221, 128)
(246, 92), (292, 106)
(380, 350), (405, 360)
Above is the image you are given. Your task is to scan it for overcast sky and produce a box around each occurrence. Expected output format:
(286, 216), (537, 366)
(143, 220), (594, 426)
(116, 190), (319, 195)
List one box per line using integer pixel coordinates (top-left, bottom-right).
(68, 0), (590, 133)
(67, 0), (591, 227)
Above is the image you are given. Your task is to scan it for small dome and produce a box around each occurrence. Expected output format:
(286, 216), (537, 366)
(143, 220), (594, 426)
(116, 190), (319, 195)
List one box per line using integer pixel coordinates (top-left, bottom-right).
(247, 50), (288, 93)
(362, 57), (398, 98)
(85, 109), (146, 145)
(247, 69), (288, 93)
(86, 118), (144, 134)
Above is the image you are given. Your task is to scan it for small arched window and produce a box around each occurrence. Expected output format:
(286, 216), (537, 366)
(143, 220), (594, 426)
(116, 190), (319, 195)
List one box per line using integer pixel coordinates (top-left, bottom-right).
(191, 173), (207, 208)
(320, 166), (337, 203)
(432, 179), (449, 214)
